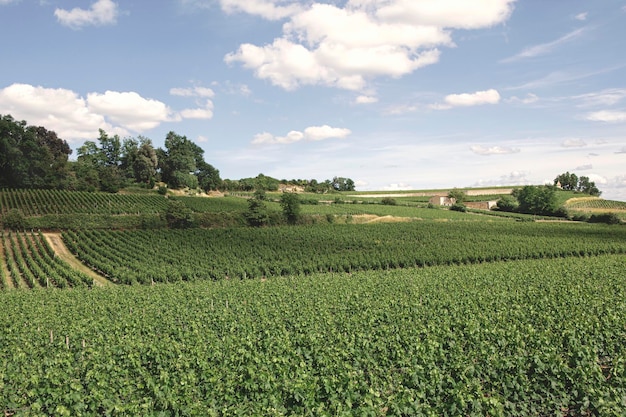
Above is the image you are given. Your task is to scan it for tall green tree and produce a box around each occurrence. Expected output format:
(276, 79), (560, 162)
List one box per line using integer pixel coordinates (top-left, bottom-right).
(280, 192), (301, 224)
(513, 185), (558, 216)
(0, 115), (72, 189)
(158, 132), (199, 189)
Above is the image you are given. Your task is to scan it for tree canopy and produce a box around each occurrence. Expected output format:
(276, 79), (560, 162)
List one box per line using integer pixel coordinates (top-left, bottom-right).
(554, 171), (600, 196)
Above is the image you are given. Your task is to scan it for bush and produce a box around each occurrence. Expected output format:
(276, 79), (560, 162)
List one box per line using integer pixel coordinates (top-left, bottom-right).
(157, 185), (168, 195)
(496, 195), (518, 212)
(381, 197), (397, 206)
(588, 213), (621, 225)
(2, 209), (26, 230)
(450, 203), (467, 212)
(165, 200), (195, 228)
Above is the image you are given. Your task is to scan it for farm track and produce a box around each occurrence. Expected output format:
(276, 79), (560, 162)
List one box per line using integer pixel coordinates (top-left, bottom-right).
(43, 233), (113, 287)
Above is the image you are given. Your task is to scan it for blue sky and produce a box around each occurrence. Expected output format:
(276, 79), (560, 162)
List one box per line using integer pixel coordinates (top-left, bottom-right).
(1, 0), (626, 200)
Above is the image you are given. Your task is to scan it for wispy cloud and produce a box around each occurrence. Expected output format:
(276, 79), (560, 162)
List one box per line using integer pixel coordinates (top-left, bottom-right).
(574, 12), (588, 21)
(562, 138), (587, 148)
(470, 145), (520, 156)
(501, 27), (586, 63)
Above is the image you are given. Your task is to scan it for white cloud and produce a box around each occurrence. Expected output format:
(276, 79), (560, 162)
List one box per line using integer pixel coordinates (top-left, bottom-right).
(226, 0), (514, 92)
(574, 12), (588, 21)
(87, 91), (173, 131)
(197, 135), (209, 143)
(574, 164), (592, 170)
(0, 0), (18, 4)
(432, 89), (500, 109)
(501, 28), (586, 63)
(0, 83), (113, 141)
(252, 124), (351, 145)
(371, 0), (516, 29)
(562, 138), (587, 148)
(179, 100), (214, 120)
(304, 125), (352, 141)
(470, 145), (520, 155)
(220, 0), (302, 20)
(54, 0), (119, 29)
(586, 110), (626, 123)
(355, 95), (378, 104)
(170, 86), (215, 98)
(0, 83), (210, 141)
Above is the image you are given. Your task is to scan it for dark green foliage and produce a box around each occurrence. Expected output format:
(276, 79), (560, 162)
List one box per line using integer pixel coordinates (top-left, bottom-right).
(280, 192), (301, 224)
(331, 176), (355, 191)
(447, 188), (466, 203)
(0, 115), (73, 190)
(381, 197), (397, 205)
(588, 213), (621, 225)
(513, 185), (558, 216)
(1, 209), (26, 230)
(165, 200), (195, 229)
(245, 194), (270, 227)
(450, 202), (467, 212)
(554, 171), (601, 196)
(496, 195), (519, 212)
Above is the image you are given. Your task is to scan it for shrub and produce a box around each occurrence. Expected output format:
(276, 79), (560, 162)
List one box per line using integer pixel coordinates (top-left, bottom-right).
(450, 203), (467, 212)
(2, 209), (26, 230)
(381, 197), (397, 206)
(588, 213), (621, 225)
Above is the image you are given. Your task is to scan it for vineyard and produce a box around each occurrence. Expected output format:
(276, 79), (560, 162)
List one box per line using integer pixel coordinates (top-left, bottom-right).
(0, 189), (169, 216)
(565, 197), (626, 212)
(0, 231), (93, 290)
(60, 222), (626, 284)
(1, 255), (625, 415)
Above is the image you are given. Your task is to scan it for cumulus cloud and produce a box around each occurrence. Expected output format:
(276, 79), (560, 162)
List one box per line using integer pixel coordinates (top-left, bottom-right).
(55, 0), (119, 29)
(225, 0), (515, 91)
(432, 89), (500, 110)
(87, 91), (173, 131)
(470, 145), (520, 156)
(0, 83), (199, 141)
(586, 110), (626, 122)
(252, 124), (351, 145)
(501, 28), (586, 63)
(170, 86), (215, 119)
(562, 138), (587, 147)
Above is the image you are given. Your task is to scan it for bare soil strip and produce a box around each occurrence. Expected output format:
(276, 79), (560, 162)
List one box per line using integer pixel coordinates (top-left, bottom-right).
(43, 233), (113, 287)
(0, 238), (15, 289)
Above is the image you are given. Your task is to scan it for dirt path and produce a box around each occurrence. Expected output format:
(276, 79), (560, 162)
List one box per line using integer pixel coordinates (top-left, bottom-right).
(43, 233), (113, 287)
(0, 237), (15, 289)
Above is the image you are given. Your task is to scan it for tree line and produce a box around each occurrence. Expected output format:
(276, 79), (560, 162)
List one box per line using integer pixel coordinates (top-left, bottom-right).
(1, 114), (355, 194)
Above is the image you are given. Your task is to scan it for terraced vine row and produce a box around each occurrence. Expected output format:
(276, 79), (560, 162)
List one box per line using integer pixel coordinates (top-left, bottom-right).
(565, 198), (626, 211)
(0, 189), (168, 216)
(0, 231), (93, 289)
(1, 255), (625, 415)
(62, 221), (626, 284)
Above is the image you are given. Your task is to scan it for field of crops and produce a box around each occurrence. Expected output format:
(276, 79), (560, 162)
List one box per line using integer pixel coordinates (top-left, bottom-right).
(565, 197), (626, 211)
(1, 255), (625, 416)
(0, 189), (169, 216)
(0, 231), (93, 290)
(60, 222), (626, 284)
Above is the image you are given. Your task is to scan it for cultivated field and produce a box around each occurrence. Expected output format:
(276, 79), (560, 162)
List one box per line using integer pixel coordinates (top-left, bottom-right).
(1, 188), (625, 415)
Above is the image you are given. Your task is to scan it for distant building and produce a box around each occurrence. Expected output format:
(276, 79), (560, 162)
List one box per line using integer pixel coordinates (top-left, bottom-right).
(429, 195), (456, 206)
(465, 201), (499, 210)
